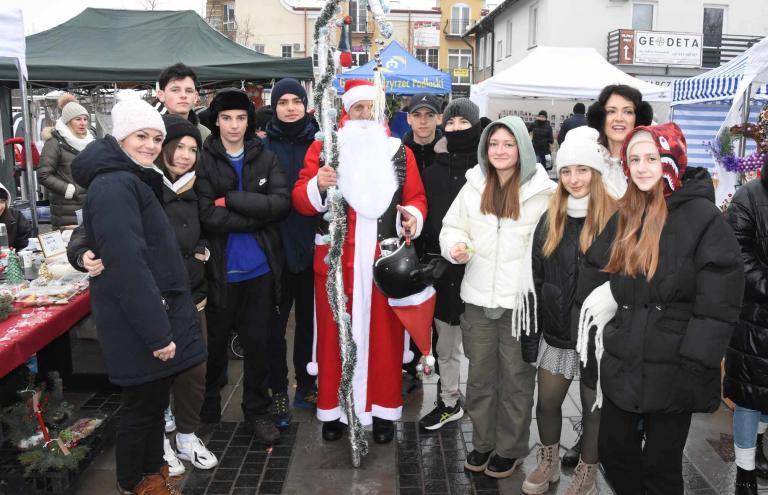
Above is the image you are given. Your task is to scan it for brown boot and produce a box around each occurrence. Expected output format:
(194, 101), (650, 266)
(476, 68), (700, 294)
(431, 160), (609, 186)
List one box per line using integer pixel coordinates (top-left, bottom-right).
(564, 458), (598, 495)
(132, 465), (180, 495)
(522, 443), (560, 494)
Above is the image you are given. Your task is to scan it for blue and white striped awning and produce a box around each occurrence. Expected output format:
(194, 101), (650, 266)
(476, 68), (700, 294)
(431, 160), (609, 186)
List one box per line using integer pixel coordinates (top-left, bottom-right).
(672, 101), (761, 171)
(672, 50), (768, 105)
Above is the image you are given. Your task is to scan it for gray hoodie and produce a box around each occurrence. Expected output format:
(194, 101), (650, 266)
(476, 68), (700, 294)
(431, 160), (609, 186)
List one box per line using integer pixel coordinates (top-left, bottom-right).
(477, 115), (538, 187)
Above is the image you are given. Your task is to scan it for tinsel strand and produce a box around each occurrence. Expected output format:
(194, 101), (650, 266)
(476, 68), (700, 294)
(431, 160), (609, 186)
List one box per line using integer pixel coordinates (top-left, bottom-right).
(313, 0), (368, 467)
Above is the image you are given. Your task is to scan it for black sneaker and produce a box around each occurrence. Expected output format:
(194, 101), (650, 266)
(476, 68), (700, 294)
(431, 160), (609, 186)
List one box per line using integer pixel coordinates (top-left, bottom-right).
(419, 401), (464, 431)
(484, 454), (521, 479)
(270, 392), (291, 429)
(464, 449), (492, 472)
(248, 416), (280, 445)
(735, 466), (758, 495)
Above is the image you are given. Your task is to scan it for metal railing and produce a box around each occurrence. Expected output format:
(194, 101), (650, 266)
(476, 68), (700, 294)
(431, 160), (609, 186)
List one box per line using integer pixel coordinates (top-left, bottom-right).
(445, 18), (475, 37)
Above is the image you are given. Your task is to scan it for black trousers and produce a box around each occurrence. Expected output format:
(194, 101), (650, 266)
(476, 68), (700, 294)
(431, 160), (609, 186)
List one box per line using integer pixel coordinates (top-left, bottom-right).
(267, 266), (316, 394)
(206, 273), (274, 419)
(598, 397), (692, 495)
(116, 374), (173, 490)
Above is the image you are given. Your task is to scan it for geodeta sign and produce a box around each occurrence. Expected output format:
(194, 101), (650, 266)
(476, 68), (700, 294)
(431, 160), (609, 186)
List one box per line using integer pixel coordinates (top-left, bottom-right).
(634, 31), (702, 66)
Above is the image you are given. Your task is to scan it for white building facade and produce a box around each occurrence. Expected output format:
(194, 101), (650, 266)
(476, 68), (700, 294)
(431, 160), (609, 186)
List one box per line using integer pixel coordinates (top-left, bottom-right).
(471, 0), (768, 84)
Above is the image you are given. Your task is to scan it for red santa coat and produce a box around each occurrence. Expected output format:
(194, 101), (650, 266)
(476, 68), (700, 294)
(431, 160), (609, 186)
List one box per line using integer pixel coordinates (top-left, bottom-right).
(292, 135), (427, 425)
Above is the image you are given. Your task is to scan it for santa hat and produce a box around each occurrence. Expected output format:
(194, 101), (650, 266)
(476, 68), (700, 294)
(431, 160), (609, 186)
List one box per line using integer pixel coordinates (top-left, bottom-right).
(621, 122), (688, 197)
(341, 79), (378, 112)
(390, 287), (437, 368)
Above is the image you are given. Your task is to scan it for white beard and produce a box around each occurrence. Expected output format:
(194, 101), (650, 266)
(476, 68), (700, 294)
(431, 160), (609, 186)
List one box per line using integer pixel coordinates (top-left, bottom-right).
(337, 120), (398, 220)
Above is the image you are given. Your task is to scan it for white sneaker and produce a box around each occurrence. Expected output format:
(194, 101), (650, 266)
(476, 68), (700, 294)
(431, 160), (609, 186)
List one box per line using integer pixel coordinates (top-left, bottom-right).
(163, 437), (185, 476)
(164, 406), (176, 433)
(175, 434), (219, 470)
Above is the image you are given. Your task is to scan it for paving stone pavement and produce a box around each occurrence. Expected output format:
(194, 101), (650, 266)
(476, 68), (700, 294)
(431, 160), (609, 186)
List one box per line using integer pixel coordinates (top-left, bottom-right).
(66, 324), (768, 495)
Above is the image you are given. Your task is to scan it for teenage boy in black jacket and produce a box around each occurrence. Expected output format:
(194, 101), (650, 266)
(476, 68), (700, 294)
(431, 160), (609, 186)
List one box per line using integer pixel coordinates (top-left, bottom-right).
(196, 89), (290, 445)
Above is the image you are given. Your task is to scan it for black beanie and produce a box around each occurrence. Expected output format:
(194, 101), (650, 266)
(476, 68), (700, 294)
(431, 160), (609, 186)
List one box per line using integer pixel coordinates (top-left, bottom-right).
(162, 114), (202, 149)
(442, 98), (480, 126)
(270, 78), (308, 109)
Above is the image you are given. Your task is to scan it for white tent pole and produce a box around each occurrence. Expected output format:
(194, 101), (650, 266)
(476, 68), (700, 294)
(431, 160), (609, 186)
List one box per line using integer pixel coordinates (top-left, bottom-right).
(16, 60), (38, 235)
(738, 83), (753, 159)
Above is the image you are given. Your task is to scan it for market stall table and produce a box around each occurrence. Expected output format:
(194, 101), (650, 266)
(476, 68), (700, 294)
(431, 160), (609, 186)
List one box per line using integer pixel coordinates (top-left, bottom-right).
(0, 291), (90, 378)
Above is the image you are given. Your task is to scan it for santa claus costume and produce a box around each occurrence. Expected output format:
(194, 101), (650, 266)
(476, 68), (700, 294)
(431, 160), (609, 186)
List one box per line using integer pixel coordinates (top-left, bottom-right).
(292, 80), (427, 430)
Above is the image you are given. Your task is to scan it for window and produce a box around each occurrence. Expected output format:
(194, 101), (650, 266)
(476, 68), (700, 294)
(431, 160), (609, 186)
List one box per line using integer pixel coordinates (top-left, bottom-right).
(349, 0), (368, 33)
(632, 3), (654, 31)
(529, 4), (538, 47)
(703, 6), (724, 47)
(223, 2), (236, 31)
(253, 44), (265, 54)
(478, 37), (485, 68)
(416, 48), (439, 69)
(486, 33), (493, 67)
(450, 4), (471, 35)
(448, 48), (472, 84)
(351, 52), (369, 67)
(496, 40), (503, 61)
(506, 20), (513, 57)
(281, 44), (293, 58)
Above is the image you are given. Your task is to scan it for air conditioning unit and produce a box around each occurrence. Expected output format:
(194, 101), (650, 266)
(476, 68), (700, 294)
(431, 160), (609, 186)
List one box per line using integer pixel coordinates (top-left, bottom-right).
(293, 43), (305, 53)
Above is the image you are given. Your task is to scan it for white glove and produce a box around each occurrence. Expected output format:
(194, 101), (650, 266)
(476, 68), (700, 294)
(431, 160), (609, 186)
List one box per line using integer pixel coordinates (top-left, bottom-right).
(64, 183), (76, 200)
(576, 281), (618, 411)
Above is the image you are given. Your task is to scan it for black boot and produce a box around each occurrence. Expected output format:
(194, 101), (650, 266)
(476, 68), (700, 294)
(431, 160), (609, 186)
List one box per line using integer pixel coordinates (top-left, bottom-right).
(372, 417), (394, 444)
(561, 421), (582, 468)
(322, 420), (345, 441)
(735, 466), (758, 495)
(756, 434), (768, 478)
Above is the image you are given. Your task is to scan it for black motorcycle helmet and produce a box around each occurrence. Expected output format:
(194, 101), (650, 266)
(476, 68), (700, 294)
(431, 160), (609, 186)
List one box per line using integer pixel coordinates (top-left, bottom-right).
(373, 238), (447, 299)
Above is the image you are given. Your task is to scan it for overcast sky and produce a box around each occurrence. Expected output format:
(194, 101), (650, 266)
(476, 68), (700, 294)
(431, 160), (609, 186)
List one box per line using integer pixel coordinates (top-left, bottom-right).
(6, 0), (206, 34)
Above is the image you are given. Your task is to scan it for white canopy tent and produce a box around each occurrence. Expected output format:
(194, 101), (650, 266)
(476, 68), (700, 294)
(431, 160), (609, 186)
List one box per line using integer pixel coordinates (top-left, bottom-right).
(470, 46), (671, 116)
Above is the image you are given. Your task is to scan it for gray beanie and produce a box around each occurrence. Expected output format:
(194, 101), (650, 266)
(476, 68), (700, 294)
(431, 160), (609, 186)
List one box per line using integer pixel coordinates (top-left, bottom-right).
(61, 101), (89, 124)
(442, 98), (480, 126)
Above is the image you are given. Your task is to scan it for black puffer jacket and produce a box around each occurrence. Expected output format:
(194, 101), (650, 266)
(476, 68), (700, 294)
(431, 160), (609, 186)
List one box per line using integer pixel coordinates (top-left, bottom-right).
(403, 128), (443, 172)
(196, 136), (290, 309)
(38, 129), (88, 228)
(71, 136), (206, 386)
(420, 136), (475, 325)
(161, 176), (207, 307)
(724, 159), (768, 412)
(261, 117), (319, 274)
(532, 214), (585, 349)
(589, 168), (744, 414)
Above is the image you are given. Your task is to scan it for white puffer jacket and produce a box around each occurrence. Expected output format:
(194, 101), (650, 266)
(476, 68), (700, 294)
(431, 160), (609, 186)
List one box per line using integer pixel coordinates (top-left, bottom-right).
(440, 164), (555, 309)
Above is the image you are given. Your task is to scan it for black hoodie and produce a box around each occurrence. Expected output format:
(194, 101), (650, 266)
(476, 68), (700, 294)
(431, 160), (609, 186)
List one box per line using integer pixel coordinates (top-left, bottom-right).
(71, 136), (206, 386)
(584, 167), (744, 414)
(402, 128), (443, 173)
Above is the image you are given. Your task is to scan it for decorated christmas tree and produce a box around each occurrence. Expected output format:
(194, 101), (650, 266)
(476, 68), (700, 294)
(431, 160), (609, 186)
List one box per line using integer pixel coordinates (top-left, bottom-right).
(5, 250), (24, 285)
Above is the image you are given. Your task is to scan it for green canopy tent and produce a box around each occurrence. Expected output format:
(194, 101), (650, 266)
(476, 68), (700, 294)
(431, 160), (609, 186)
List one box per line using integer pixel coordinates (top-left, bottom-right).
(0, 8), (313, 84)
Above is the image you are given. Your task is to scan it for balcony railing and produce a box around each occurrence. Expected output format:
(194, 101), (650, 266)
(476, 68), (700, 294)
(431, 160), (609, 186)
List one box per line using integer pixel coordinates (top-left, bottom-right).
(607, 29), (763, 68)
(445, 18), (475, 37)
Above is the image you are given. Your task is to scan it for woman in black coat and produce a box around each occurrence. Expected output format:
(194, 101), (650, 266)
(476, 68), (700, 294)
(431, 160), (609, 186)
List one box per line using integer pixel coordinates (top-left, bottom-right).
(725, 154), (768, 494)
(578, 122), (743, 495)
(71, 95), (205, 494)
(523, 127), (616, 495)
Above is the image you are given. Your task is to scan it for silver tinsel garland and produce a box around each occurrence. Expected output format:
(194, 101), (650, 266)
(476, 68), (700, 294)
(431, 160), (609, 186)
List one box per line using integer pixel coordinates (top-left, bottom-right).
(313, 0), (393, 468)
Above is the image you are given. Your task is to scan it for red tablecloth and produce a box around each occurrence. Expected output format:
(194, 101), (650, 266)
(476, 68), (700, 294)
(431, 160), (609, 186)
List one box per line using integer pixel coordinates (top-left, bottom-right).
(0, 291), (91, 378)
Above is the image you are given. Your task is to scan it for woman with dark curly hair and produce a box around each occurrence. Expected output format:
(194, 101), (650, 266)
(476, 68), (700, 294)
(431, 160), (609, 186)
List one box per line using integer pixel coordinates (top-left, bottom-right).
(586, 84), (654, 198)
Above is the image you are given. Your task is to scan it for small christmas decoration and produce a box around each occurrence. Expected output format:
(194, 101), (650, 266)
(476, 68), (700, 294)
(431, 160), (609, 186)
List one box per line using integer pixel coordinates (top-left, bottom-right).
(37, 261), (53, 283)
(710, 102), (768, 174)
(5, 250), (24, 285)
(0, 291), (14, 321)
(415, 354), (436, 379)
(337, 16), (353, 68)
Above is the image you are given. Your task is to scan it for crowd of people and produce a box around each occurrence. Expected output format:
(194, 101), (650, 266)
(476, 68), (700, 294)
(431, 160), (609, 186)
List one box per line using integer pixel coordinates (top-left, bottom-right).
(32, 60), (766, 495)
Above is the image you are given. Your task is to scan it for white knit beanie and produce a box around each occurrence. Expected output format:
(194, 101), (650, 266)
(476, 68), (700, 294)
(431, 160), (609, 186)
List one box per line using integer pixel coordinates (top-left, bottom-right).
(556, 126), (605, 175)
(111, 91), (166, 141)
(60, 101), (89, 124)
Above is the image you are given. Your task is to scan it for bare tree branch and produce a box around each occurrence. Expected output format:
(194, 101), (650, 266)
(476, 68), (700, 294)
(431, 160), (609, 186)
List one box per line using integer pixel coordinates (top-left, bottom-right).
(236, 15), (254, 48)
(142, 0), (160, 10)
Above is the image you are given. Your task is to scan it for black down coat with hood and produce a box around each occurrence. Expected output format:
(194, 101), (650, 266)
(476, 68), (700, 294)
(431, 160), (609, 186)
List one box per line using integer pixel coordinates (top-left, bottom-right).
(582, 168), (744, 414)
(724, 157), (768, 412)
(71, 136), (206, 386)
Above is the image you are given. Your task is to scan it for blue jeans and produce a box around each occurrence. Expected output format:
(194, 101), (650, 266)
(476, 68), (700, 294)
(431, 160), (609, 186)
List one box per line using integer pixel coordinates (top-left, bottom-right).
(733, 405), (768, 449)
